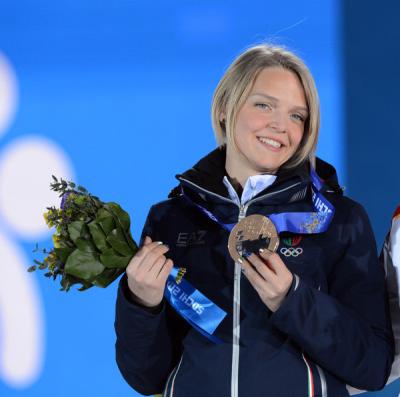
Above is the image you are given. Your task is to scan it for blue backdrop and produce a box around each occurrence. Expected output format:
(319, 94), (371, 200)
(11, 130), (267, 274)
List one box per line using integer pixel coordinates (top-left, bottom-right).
(0, 1), (398, 396)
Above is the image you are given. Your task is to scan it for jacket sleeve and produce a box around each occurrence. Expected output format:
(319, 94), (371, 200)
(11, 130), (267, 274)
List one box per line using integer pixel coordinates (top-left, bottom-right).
(270, 202), (395, 391)
(114, 206), (187, 395)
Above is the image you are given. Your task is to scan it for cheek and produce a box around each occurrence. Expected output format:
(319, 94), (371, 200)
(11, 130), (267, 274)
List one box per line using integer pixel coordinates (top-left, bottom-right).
(235, 115), (251, 135)
(233, 116), (251, 147)
(291, 128), (304, 147)
(236, 108), (264, 133)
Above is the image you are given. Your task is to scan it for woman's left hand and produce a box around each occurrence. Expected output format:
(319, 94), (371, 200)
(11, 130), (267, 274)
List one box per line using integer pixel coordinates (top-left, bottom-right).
(240, 251), (293, 312)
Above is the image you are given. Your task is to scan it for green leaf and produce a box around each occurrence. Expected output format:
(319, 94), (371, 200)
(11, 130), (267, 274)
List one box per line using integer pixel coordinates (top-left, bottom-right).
(125, 229), (138, 252)
(80, 223), (91, 240)
(65, 249), (105, 280)
(105, 202), (131, 231)
(103, 203), (138, 252)
(100, 249), (132, 268)
(54, 247), (74, 263)
(68, 221), (85, 243)
(93, 268), (125, 288)
(60, 274), (71, 291)
(96, 208), (115, 236)
(75, 238), (97, 253)
(106, 228), (133, 256)
(88, 221), (109, 252)
(58, 239), (72, 249)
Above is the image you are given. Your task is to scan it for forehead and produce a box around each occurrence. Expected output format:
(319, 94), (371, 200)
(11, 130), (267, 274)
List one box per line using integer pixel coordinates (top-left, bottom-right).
(249, 67), (307, 105)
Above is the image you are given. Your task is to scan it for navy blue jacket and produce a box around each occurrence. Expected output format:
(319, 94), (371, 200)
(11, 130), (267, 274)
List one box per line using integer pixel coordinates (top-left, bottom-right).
(115, 147), (394, 397)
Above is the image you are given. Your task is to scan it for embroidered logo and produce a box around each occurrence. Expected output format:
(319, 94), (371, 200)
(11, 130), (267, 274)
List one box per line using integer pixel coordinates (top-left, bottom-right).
(280, 236), (303, 257)
(175, 267), (187, 284)
(281, 236), (302, 247)
(176, 231), (206, 247)
(280, 247), (303, 257)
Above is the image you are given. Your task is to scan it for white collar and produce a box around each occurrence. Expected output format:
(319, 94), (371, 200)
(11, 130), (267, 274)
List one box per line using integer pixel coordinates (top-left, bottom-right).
(223, 174), (277, 206)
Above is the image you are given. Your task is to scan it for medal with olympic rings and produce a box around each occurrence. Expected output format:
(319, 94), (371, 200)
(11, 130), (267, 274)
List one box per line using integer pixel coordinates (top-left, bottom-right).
(228, 214), (279, 262)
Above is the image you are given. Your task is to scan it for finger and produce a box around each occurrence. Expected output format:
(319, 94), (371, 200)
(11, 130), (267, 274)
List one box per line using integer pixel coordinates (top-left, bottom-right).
(260, 251), (287, 276)
(137, 243), (169, 271)
(245, 253), (277, 280)
(149, 255), (167, 275)
(130, 241), (165, 267)
(135, 240), (163, 258)
(239, 257), (267, 292)
(254, 252), (294, 297)
(143, 236), (152, 246)
(157, 258), (174, 280)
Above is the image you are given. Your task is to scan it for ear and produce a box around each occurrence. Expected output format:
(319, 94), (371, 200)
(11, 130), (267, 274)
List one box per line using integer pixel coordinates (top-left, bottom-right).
(219, 111), (226, 123)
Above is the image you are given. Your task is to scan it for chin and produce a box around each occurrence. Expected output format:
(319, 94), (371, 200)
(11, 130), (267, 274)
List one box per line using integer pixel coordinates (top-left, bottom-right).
(253, 158), (286, 173)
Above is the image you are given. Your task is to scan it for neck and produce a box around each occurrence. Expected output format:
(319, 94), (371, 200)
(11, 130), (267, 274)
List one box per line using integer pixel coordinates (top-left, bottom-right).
(225, 145), (276, 187)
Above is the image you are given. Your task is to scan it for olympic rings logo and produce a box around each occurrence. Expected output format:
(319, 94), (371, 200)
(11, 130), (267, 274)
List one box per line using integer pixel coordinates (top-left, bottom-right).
(280, 247), (303, 257)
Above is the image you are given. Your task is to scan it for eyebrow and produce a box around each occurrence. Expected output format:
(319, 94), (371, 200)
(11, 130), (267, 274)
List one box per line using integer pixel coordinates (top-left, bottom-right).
(249, 92), (309, 114)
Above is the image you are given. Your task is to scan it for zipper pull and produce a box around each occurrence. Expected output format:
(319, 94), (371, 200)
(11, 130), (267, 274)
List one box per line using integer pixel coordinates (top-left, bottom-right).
(239, 205), (246, 220)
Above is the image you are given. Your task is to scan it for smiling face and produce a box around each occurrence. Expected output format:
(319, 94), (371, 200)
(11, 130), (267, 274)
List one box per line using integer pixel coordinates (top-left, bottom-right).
(225, 67), (308, 185)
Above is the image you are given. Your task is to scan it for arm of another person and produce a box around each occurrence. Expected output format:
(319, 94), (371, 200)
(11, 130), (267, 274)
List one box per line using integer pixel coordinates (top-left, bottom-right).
(115, 206), (187, 395)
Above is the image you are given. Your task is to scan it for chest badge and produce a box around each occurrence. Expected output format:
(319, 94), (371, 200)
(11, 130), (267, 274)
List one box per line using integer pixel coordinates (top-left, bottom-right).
(280, 236), (303, 257)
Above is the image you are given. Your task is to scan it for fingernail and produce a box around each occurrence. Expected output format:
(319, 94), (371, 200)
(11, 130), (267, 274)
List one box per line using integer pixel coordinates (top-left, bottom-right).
(156, 241), (163, 245)
(237, 257), (243, 264)
(259, 248), (265, 254)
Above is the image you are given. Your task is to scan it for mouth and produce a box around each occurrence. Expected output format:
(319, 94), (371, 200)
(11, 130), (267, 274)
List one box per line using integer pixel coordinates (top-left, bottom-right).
(256, 136), (284, 150)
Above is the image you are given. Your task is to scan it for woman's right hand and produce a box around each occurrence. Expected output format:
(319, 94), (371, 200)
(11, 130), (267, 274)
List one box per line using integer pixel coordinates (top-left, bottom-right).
(126, 236), (173, 308)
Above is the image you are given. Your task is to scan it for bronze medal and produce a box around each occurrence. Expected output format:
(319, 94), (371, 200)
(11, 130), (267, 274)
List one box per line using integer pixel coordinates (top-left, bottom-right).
(228, 214), (279, 262)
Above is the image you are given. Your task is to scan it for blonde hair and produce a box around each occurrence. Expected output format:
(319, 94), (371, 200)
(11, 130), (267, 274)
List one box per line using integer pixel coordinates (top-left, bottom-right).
(211, 44), (320, 170)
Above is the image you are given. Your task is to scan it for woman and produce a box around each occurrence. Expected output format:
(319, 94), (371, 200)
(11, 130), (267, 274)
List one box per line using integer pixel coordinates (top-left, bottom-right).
(114, 44), (394, 397)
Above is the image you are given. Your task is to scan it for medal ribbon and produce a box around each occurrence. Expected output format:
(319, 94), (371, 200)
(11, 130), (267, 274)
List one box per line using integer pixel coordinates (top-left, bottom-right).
(165, 267), (227, 344)
(184, 168), (335, 235)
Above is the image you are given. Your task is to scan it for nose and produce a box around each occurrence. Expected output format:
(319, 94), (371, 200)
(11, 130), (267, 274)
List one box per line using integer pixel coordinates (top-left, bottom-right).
(268, 110), (286, 133)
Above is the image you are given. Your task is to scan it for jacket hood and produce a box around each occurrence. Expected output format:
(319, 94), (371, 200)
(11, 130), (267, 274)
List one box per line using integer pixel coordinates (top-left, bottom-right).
(172, 146), (342, 199)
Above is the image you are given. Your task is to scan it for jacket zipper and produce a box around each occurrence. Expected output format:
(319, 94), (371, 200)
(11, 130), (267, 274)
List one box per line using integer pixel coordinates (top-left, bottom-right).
(316, 364), (328, 397)
(231, 204), (246, 397)
(230, 184), (303, 397)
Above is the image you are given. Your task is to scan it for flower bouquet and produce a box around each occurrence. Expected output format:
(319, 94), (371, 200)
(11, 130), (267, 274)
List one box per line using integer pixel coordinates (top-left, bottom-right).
(30, 176), (138, 291)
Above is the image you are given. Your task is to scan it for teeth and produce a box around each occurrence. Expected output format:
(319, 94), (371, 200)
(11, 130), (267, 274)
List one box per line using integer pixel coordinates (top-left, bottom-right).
(257, 137), (282, 148)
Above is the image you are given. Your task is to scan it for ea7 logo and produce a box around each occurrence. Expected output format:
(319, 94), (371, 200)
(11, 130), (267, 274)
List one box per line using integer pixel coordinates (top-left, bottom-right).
(176, 231), (206, 247)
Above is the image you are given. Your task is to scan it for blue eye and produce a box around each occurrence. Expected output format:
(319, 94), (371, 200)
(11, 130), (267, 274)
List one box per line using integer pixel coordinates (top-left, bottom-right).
(291, 113), (306, 122)
(255, 103), (271, 110)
